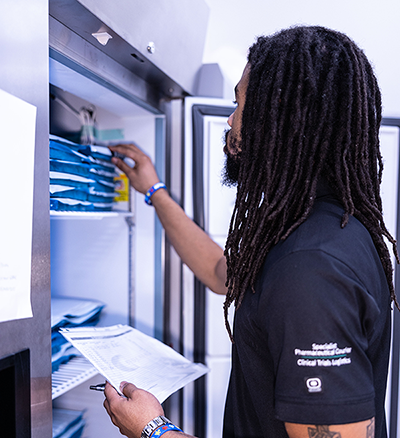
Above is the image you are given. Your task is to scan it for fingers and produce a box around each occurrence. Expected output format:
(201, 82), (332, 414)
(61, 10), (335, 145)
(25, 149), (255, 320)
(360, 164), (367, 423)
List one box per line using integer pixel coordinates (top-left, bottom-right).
(109, 143), (143, 160)
(104, 381), (120, 401)
(103, 380), (166, 438)
(109, 143), (139, 153)
(103, 381), (138, 402)
(103, 383), (114, 420)
(108, 144), (161, 195)
(120, 381), (138, 399)
(111, 155), (135, 176)
(109, 144), (141, 172)
(103, 382), (125, 425)
(103, 397), (111, 417)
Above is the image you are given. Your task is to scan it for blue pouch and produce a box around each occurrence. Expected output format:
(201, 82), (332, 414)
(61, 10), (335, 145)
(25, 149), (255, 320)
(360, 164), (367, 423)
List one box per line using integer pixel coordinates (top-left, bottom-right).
(50, 160), (117, 183)
(50, 198), (113, 212)
(50, 186), (116, 203)
(50, 171), (116, 192)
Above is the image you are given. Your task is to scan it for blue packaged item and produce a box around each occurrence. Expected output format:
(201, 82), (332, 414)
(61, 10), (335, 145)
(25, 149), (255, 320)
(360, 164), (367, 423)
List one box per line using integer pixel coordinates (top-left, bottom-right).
(50, 142), (93, 164)
(75, 144), (113, 162)
(51, 296), (105, 329)
(50, 160), (117, 183)
(49, 135), (121, 211)
(50, 171), (116, 193)
(50, 134), (114, 163)
(50, 185), (116, 204)
(52, 408), (86, 438)
(50, 198), (114, 212)
(51, 297), (105, 370)
(52, 343), (80, 372)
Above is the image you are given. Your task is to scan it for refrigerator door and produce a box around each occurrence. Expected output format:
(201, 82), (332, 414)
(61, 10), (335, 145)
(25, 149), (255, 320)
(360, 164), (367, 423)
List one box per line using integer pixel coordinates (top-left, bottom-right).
(181, 97), (236, 438)
(49, 15), (168, 437)
(379, 123), (400, 438)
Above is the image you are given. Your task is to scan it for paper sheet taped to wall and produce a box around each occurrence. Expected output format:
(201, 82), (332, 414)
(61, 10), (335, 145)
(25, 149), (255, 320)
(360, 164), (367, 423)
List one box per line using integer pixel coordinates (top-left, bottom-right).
(0, 89), (36, 323)
(60, 324), (209, 403)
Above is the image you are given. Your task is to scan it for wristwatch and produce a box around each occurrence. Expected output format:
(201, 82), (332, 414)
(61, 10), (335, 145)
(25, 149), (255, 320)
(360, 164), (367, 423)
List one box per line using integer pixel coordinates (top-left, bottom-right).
(141, 415), (172, 438)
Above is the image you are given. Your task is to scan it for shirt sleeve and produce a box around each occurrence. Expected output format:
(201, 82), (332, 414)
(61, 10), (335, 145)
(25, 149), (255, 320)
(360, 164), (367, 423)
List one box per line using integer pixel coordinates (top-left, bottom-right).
(256, 249), (381, 425)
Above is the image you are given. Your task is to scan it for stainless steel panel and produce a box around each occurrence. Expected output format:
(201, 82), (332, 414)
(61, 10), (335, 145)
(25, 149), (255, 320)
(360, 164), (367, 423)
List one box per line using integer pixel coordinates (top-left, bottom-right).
(0, 0), (52, 437)
(49, 0), (209, 96)
(49, 16), (163, 114)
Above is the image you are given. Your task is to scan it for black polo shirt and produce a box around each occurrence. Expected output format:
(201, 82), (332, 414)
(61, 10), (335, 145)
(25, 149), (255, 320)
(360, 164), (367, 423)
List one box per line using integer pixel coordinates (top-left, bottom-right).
(223, 191), (391, 438)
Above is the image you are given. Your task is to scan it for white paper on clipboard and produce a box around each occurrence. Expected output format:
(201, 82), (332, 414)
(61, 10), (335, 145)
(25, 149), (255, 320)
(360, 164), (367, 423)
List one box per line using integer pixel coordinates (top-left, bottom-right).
(0, 89), (36, 323)
(60, 324), (209, 403)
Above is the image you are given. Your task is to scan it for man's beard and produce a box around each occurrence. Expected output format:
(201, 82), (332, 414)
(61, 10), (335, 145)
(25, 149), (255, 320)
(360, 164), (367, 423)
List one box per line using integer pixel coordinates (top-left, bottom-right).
(222, 129), (242, 187)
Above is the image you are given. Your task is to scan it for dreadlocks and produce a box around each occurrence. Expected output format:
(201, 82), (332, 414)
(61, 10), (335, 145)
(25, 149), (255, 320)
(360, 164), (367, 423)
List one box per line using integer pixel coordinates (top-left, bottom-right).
(223, 25), (399, 341)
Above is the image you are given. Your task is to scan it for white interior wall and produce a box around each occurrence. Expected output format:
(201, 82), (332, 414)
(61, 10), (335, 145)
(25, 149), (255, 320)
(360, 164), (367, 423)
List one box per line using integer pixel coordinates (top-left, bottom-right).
(122, 115), (158, 337)
(203, 0), (400, 117)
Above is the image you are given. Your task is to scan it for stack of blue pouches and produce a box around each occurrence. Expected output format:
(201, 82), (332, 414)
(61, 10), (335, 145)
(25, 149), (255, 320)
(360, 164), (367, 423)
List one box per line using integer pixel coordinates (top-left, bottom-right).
(52, 408), (86, 438)
(50, 135), (119, 212)
(51, 296), (105, 372)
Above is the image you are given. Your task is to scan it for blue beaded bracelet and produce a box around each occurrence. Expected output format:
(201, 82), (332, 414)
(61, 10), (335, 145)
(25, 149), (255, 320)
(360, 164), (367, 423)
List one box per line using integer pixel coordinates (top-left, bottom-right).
(150, 423), (182, 437)
(145, 182), (167, 205)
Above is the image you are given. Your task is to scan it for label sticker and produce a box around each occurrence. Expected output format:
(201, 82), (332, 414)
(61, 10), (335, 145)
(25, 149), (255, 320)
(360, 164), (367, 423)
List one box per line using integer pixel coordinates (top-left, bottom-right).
(114, 174), (129, 202)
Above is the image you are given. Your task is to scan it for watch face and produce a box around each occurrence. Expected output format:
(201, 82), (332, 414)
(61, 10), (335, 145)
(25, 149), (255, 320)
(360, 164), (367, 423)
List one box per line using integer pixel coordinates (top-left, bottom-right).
(141, 416), (171, 438)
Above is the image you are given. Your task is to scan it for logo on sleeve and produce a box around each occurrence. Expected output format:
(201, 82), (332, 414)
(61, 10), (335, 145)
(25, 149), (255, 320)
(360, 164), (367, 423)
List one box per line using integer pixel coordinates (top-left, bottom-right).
(305, 377), (322, 393)
(294, 342), (352, 367)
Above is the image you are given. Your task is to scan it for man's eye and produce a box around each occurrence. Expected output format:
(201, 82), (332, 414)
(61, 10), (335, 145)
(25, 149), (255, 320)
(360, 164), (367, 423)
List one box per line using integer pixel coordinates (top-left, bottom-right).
(232, 100), (237, 105)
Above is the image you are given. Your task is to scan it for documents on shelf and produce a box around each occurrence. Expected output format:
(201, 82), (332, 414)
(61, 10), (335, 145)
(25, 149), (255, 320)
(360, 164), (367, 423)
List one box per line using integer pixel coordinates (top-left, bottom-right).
(51, 296), (105, 373)
(51, 296), (105, 329)
(52, 408), (85, 438)
(59, 324), (209, 403)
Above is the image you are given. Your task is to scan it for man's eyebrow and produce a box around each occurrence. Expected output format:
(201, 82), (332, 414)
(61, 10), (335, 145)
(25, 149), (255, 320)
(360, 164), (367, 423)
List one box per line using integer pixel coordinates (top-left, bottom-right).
(234, 84), (239, 98)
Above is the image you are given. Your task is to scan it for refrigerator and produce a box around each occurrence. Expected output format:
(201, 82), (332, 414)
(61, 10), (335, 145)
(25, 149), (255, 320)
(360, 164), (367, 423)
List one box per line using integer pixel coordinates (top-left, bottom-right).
(47, 1), (217, 437)
(0, 0), (219, 436)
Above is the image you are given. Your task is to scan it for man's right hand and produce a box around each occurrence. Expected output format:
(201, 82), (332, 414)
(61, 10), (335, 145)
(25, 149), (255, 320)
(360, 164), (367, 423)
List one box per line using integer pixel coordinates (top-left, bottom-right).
(109, 143), (160, 195)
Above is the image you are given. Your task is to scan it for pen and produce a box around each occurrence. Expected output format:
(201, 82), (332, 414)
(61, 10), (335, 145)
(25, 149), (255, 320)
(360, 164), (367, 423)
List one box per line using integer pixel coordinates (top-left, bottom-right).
(90, 382), (106, 392)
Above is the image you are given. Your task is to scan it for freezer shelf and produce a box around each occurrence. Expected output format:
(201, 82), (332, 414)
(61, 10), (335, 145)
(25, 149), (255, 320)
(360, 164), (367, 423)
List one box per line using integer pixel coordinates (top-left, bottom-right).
(52, 356), (99, 399)
(50, 211), (134, 220)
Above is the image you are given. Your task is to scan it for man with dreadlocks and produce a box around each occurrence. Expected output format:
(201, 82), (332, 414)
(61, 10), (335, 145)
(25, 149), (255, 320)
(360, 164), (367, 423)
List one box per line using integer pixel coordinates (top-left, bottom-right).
(103, 26), (398, 438)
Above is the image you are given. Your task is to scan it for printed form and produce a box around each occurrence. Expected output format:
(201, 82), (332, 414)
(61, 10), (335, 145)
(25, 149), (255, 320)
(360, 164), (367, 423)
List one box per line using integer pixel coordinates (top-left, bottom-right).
(60, 324), (208, 403)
